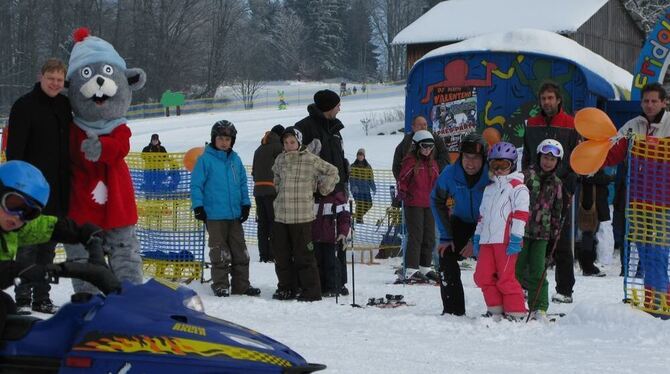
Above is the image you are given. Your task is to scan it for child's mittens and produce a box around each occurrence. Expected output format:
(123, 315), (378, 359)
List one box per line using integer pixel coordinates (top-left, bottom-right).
(81, 131), (102, 162)
(506, 234), (523, 255)
(472, 234), (480, 257)
(240, 205), (251, 223)
(193, 206), (207, 221)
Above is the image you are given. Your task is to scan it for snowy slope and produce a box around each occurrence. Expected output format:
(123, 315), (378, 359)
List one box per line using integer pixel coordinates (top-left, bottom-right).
(128, 82), (406, 169)
(26, 84), (670, 373)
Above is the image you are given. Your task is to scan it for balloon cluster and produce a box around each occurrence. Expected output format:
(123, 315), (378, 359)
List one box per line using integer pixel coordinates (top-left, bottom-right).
(570, 108), (617, 175)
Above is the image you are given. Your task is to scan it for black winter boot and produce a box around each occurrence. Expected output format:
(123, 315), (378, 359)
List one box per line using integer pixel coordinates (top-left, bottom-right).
(32, 300), (58, 314)
(272, 289), (296, 300)
(211, 285), (230, 297)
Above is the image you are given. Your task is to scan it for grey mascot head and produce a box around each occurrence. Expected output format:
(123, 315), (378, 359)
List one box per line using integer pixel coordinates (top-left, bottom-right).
(67, 27), (146, 133)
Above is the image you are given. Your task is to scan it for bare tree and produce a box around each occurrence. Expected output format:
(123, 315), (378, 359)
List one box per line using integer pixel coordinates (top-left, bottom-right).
(201, 0), (247, 97)
(268, 7), (309, 79)
(624, 0), (668, 32)
(370, 0), (426, 81)
(229, 21), (269, 109)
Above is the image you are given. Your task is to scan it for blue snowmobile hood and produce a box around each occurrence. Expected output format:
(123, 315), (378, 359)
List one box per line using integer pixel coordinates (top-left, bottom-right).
(1, 278), (325, 373)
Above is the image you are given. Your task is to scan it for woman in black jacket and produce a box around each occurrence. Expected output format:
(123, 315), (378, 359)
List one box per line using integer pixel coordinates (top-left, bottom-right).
(577, 169), (613, 276)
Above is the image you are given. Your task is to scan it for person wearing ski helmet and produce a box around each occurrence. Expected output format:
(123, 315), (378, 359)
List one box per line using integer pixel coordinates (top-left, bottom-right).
(473, 141), (530, 321)
(271, 126), (340, 301)
(523, 82), (579, 305)
(0, 161), (103, 323)
(392, 115), (449, 181)
(516, 139), (565, 321)
(396, 130), (440, 283)
(191, 120), (259, 298)
(431, 132), (489, 316)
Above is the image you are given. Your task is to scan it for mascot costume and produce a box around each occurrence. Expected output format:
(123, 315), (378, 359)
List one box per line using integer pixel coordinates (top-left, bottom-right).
(64, 28), (145, 292)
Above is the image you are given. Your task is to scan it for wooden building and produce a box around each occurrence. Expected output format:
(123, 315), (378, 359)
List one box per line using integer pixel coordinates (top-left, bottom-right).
(393, 0), (645, 73)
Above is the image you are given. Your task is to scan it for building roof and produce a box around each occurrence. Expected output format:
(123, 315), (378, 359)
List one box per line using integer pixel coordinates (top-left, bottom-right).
(417, 29), (632, 98)
(392, 0), (609, 45)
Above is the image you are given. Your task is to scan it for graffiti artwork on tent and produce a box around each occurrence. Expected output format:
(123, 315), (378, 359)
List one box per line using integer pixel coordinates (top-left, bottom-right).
(406, 52), (617, 147)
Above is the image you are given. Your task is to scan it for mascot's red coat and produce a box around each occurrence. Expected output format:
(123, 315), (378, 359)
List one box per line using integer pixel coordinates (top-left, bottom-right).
(68, 124), (138, 229)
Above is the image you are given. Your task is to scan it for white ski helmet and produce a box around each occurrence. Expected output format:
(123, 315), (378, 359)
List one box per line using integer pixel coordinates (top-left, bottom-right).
(536, 139), (564, 159)
(412, 130), (434, 145)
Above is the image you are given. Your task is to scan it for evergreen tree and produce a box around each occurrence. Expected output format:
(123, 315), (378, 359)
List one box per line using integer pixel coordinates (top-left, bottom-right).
(305, 0), (347, 78)
(343, 0), (378, 80)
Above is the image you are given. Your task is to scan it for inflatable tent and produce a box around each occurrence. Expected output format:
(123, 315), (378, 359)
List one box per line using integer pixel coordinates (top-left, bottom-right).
(405, 29), (633, 151)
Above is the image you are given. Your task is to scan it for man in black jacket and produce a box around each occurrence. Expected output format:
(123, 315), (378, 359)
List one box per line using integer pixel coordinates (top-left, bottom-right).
(6, 58), (72, 314)
(295, 90), (348, 191)
(392, 115), (449, 181)
(295, 90), (349, 294)
(252, 124), (284, 262)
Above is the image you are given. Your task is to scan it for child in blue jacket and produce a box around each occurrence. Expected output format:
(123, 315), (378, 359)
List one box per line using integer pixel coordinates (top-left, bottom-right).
(191, 120), (260, 298)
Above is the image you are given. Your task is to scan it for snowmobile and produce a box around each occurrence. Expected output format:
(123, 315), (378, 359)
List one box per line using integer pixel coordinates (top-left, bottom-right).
(0, 239), (325, 373)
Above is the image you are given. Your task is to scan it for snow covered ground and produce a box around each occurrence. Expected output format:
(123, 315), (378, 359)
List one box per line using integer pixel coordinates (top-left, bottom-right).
(23, 82), (670, 373)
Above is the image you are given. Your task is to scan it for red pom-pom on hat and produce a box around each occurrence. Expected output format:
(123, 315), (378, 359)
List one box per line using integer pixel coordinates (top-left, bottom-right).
(73, 27), (91, 43)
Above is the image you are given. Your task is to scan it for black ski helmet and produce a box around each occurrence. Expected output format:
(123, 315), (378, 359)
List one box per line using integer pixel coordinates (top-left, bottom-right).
(211, 120), (237, 147)
(460, 132), (488, 160)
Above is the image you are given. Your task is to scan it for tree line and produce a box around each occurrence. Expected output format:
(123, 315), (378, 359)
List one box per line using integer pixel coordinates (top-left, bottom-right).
(0, 0), (434, 115)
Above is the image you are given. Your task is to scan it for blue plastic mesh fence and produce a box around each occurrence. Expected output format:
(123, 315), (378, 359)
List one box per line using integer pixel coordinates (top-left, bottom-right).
(127, 152), (205, 282)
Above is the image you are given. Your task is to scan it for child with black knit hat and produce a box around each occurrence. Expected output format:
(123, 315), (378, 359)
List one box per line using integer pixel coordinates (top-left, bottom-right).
(251, 124), (285, 262)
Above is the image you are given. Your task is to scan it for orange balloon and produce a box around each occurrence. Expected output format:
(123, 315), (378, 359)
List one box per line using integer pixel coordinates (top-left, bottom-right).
(183, 147), (204, 172)
(482, 127), (501, 147)
(569, 140), (611, 175)
(448, 151), (460, 164)
(574, 108), (617, 141)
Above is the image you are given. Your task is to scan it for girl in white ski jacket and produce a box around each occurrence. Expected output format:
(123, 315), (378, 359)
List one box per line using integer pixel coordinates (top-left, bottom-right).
(472, 142), (529, 321)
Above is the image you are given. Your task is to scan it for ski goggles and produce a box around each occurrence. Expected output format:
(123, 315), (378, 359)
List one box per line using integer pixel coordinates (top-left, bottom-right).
(538, 144), (562, 158)
(489, 159), (513, 172)
(1, 191), (42, 221)
(419, 142), (435, 150)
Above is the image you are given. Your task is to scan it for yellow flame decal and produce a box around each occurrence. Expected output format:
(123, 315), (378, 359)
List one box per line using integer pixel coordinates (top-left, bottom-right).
(74, 334), (292, 368)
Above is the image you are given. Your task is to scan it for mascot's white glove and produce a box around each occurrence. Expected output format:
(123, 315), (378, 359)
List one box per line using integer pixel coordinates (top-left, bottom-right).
(81, 131), (102, 162)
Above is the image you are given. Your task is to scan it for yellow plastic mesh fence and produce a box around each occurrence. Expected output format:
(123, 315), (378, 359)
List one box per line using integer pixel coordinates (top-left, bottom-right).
(127, 152), (205, 283)
(37, 153), (406, 280)
(624, 136), (670, 318)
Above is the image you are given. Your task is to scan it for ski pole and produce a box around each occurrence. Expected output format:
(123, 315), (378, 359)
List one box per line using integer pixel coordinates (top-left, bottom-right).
(335, 240), (343, 305)
(349, 200), (361, 308)
(526, 197), (572, 323)
(401, 200), (407, 286)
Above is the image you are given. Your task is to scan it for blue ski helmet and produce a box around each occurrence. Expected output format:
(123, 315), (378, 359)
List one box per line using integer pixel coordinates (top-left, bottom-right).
(0, 160), (50, 208)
